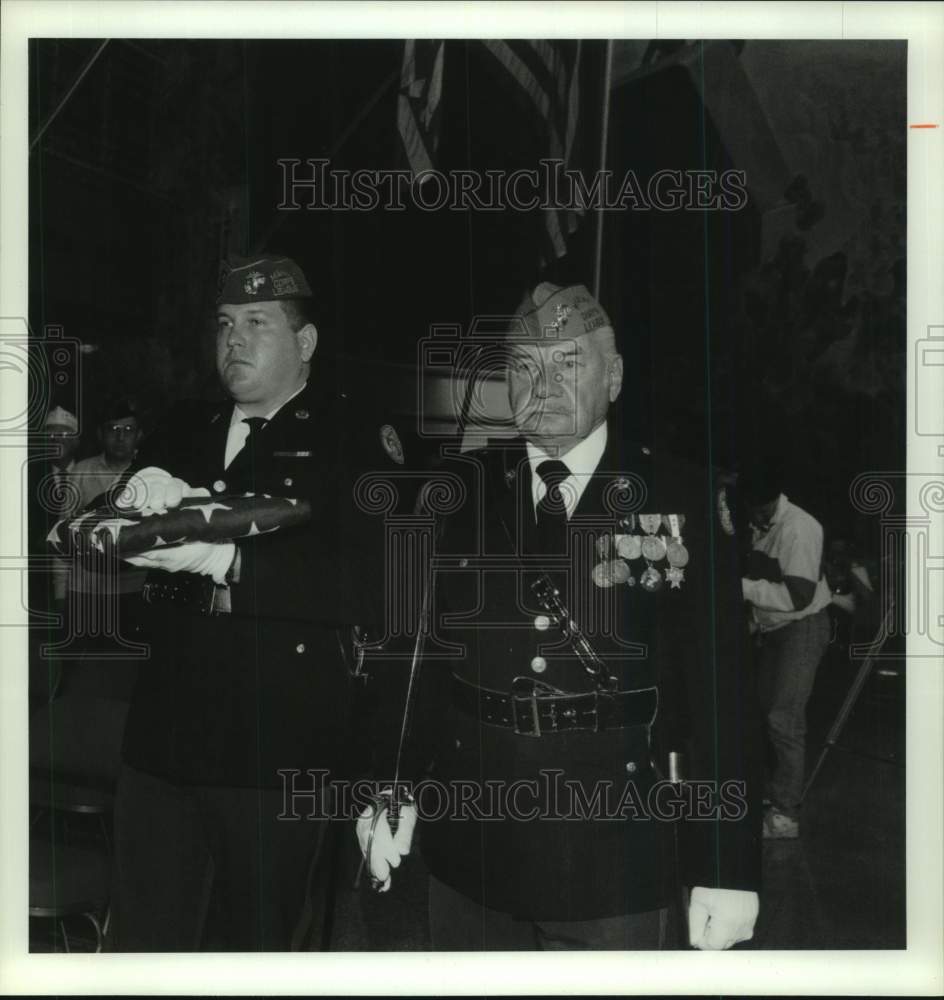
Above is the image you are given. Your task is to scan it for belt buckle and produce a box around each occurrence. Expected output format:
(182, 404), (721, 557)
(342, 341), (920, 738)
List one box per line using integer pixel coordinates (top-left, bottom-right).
(590, 689), (615, 732)
(511, 677), (542, 737)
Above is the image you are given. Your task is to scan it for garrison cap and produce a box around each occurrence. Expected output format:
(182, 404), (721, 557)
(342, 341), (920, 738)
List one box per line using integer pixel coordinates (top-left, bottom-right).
(44, 405), (78, 434)
(510, 282), (612, 341)
(217, 255), (313, 305)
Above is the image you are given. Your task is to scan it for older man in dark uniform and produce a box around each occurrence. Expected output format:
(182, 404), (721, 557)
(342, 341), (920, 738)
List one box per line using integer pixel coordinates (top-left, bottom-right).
(360, 282), (762, 950)
(108, 256), (372, 951)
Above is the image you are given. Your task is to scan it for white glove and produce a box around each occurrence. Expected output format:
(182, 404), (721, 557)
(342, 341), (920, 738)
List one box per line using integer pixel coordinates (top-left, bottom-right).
(688, 887), (759, 950)
(125, 540), (235, 585)
(355, 794), (417, 892)
(116, 466), (210, 512)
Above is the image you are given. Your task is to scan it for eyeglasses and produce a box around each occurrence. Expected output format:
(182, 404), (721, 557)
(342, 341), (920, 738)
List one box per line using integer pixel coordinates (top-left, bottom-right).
(103, 423), (138, 435)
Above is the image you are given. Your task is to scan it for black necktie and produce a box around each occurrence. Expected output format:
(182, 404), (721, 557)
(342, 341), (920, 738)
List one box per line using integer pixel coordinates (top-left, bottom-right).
(534, 459), (571, 554)
(241, 417), (268, 462)
(242, 416), (268, 444)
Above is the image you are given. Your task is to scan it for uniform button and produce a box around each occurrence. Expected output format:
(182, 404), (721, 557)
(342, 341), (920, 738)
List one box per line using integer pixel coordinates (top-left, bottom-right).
(213, 479), (226, 493)
(534, 614), (551, 631)
(530, 655), (547, 674)
(625, 761), (637, 774)
(295, 643), (306, 654)
(284, 477), (294, 487)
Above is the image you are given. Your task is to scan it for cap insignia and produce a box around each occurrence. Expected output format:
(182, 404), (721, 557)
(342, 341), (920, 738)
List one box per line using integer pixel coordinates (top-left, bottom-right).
(271, 269), (300, 296)
(244, 271), (266, 295)
(550, 303), (572, 334)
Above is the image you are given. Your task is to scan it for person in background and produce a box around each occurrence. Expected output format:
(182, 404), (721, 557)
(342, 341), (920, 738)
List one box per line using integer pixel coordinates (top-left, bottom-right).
(29, 405), (81, 707)
(67, 399), (148, 660)
(32, 405), (81, 608)
(71, 399), (143, 510)
(740, 462), (832, 840)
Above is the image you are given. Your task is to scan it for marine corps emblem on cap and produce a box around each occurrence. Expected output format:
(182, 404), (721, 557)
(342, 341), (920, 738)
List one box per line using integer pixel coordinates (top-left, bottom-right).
(512, 282), (613, 342)
(244, 271), (266, 295)
(217, 255), (313, 305)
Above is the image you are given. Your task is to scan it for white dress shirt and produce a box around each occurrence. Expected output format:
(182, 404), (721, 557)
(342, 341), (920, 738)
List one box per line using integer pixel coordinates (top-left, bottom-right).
(525, 421), (608, 520)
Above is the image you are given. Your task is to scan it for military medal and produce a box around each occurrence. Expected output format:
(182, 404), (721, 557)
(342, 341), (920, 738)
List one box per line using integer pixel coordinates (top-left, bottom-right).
(641, 535), (666, 561)
(661, 513), (686, 534)
(615, 533), (642, 560)
(664, 514), (689, 576)
(666, 565), (685, 589)
(609, 559), (632, 585)
(640, 565), (663, 591)
(592, 562), (614, 588)
(638, 514), (665, 561)
(666, 539), (689, 567)
(639, 513), (661, 535)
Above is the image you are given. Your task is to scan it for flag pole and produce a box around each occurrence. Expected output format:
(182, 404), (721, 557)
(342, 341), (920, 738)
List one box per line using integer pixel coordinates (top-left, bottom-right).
(593, 40), (614, 300)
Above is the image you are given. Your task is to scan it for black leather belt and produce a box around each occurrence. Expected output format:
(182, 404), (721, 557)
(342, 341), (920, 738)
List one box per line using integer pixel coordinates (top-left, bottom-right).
(452, 675), (658, 737)
(141, 573), (230, 617)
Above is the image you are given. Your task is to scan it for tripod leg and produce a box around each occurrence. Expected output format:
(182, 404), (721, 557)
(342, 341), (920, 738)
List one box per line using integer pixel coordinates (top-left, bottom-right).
(801, 604), (894, 803)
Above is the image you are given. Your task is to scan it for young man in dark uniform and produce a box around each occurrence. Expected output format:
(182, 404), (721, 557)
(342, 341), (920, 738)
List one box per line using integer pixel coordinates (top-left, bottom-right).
(360, 282), (762, 950)
(109, 256), (374, 950)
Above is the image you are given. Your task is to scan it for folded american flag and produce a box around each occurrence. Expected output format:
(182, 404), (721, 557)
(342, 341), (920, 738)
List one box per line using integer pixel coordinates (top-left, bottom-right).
(46, 494), (311, 558)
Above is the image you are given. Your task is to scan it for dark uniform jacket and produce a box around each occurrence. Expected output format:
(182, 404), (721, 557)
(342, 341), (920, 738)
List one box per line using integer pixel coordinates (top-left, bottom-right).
(411, 428), (762, 921)
(121, 380), (379, 788)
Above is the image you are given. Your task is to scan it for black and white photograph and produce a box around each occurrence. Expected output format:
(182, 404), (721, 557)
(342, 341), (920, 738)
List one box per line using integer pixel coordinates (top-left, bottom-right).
(1, 1), (942, 995)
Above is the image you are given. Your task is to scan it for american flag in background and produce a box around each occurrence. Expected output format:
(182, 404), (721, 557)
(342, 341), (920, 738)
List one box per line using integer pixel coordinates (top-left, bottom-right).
(481, 39), (584, 261)
(398, 39), (586, 262)
(398, 39), (445, 181)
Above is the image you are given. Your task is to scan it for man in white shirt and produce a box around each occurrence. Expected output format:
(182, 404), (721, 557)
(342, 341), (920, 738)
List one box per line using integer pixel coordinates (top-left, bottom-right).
(740, 464), (832, 839)
(71, 400), (143, 509)
(69, 399), (148, 606)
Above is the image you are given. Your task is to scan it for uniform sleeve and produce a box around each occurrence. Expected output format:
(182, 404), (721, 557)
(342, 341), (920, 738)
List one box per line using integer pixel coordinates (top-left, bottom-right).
(660, 492), (763, 893)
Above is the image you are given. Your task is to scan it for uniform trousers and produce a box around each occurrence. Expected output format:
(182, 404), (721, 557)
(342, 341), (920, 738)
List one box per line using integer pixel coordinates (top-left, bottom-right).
(107, 764), (339, 951)
(428, 876), (668, 951)
(756, 609), (831, 818)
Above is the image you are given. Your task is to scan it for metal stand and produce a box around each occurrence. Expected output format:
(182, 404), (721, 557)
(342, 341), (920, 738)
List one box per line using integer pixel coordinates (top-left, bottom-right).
(801, 602), (898, 803)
